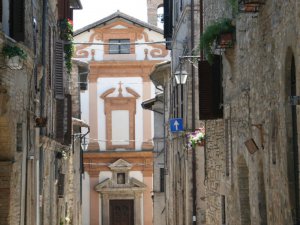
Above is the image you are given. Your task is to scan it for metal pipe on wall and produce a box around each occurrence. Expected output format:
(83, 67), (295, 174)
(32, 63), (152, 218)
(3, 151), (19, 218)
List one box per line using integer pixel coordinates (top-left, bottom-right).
(40, 0), (47, 136)
(191, 0), (197, 224)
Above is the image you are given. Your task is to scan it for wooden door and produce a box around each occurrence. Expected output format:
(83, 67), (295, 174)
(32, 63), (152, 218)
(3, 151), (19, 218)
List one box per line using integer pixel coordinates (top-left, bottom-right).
(110, 200), (134, 225)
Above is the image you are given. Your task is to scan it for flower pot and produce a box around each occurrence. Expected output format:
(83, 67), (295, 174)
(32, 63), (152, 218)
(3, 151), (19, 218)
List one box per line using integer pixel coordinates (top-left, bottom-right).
(217, 33), (234, 49)
(5, 56), (24, 70)
(197, 140), (205, 146)
(35, 117), (47, 127)
(240, 0), (265, 12)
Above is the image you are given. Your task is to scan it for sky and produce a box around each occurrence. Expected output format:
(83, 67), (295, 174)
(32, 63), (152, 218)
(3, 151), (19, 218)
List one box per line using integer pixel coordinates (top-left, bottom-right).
(73, 0), (148, 30)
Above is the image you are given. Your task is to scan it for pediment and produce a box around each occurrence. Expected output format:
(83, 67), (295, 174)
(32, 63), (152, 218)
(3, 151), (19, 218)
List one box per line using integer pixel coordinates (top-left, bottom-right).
(95, 178), (111, 189)
(130, 177), (147, 188)
(94, 177), (146, 192)
(109, 159), (132, 171)
(100, 84), (140, 99)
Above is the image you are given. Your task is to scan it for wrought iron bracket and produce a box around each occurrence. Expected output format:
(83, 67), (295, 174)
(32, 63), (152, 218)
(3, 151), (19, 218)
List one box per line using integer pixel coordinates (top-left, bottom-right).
(289, 96), (300, 105)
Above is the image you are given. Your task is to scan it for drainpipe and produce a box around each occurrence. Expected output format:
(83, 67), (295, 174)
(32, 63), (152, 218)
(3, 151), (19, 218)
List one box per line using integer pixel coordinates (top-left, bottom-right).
(40, 0), (47, 136)
(191, 0), (197, 224)
(200, 0), (204, 61)
(72, 117), (90, 205)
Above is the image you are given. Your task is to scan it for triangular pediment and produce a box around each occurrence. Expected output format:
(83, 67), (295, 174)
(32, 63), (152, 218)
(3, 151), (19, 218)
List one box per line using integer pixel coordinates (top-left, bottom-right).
(74, 11), (163, 37)
(131, 178), (147, 188)
(95, 178), (111, 189)
(94, 177), (147, 192)
(109, 159), (132, 171)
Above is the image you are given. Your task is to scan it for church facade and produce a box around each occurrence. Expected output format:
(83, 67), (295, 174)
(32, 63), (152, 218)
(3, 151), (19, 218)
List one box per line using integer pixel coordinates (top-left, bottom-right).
(73, 11), (169, 225)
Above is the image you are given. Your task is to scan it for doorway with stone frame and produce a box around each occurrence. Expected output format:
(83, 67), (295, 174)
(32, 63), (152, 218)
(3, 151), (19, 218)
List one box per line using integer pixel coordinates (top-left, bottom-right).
(94, 159), (147, 225)
(110, 199), (134, 225)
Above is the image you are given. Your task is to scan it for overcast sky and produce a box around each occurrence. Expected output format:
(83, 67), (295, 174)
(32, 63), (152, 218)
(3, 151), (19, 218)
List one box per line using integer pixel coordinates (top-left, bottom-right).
(73, 0), (148, 30)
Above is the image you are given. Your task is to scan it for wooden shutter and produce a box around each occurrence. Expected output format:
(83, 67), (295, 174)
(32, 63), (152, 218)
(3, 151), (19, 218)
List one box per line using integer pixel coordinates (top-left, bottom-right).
(54, 41), (64, 99)
(57, 173), (65, 198)
(64, 94), (72, 145)
(163, 0), (173, 39)
(9, 0), (25, 41)
(48, 27), (52, 88)
(56, 99), (65, 143)
(58, 0), (70, 20)
(199, 56), (223, 120)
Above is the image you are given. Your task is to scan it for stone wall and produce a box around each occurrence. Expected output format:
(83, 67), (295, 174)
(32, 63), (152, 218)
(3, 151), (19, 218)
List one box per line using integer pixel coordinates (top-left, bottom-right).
(214, 0), (299, 224)
(204, 119), (225, 225)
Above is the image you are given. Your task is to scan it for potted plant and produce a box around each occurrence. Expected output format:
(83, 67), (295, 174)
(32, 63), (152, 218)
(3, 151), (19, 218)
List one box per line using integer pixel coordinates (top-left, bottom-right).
(230, 0), (265, 13)
(186, 127), (205, 148)
(2, 44), (27, 70)
(199, 18), (235, 64)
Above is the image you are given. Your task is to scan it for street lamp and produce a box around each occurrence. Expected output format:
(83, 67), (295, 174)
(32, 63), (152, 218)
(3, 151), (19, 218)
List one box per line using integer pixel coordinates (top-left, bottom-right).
(174, 70), (188, 84)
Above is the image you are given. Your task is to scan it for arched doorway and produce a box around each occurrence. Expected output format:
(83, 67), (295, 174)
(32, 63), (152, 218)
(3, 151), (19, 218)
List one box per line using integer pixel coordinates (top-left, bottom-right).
(237, 156), (251, 225)
(285, 51), (299, 224)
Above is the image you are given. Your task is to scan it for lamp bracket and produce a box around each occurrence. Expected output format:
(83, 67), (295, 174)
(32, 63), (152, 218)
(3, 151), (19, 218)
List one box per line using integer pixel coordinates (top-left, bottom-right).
(289, 96), (300, 105)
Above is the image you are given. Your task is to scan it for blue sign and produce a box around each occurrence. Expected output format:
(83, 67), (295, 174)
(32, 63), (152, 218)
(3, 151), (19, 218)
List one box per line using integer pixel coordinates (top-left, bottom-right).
(169, 118), (183, 132)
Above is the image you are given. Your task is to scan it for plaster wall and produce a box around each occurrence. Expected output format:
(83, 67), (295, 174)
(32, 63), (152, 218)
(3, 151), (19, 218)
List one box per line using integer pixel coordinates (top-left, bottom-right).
(96, 77), (146, 150)
(74, 26), (170, 62)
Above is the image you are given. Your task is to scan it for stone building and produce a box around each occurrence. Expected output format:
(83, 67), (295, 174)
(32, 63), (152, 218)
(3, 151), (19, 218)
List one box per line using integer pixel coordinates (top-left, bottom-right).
(73, 11), (170, 225)
(0, 0), (84, 224)
(160, 0), (300, 225)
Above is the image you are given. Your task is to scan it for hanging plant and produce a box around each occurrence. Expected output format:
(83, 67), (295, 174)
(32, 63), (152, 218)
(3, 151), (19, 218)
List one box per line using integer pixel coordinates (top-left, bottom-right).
(199, 18), (235, 64)
(60, 18), (74, 74)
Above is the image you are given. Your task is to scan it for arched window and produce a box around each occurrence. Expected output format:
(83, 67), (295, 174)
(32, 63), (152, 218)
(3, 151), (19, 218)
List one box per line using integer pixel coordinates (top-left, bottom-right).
(157, 5), (164, 29)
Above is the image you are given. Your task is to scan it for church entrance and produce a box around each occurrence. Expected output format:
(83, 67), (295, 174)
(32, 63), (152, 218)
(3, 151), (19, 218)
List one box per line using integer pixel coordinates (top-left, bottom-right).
(110, 200), (134, 225)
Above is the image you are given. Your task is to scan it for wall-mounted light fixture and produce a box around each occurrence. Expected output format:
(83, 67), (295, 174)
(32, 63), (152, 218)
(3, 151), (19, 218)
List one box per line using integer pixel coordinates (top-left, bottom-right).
(174, 70), (188, 85)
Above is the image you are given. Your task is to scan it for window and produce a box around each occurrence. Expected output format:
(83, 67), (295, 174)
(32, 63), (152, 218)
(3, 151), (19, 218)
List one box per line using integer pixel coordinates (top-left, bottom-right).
(109, 39), (130, 54)
(160, 168), (165, 192)
(1, 0), (25, 41)
(221, 195), (226, 225)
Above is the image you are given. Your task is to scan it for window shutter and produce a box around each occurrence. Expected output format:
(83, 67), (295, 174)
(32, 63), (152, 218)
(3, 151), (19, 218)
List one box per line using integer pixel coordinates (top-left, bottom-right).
(64, 94), (72, 145)
(163, 0), (173, 39)
(199, 56), (223, 120)
(10, 0), (25, 41)
(57, 173), (65, 198)
(48, 27), (52, 88)
(54, 41), (64, 100)
(56, 99), (65, 143)
(58, 0), (70, 20)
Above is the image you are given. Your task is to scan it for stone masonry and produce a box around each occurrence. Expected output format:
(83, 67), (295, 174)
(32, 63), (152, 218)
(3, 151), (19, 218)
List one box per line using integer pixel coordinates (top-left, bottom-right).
(202, 0), (300, 224)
